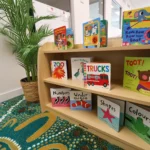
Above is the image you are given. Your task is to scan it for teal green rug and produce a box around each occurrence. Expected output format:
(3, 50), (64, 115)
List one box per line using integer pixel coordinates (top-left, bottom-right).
(0, 95), (123, 150)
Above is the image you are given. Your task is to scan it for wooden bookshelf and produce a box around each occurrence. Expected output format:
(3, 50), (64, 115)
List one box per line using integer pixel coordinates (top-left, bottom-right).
(38, 38), (150, 150)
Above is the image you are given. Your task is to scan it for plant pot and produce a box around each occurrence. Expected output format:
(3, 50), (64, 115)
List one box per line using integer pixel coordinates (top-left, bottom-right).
(20, 77), (39, 102)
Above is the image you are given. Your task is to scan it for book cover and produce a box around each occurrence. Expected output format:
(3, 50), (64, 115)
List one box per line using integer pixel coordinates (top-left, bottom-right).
(84, 63), (111, 90)
(51, 61), (68, 79)
(100, 20), (108, 47)
(67, 28), (74, 49)
(54, 26), (67, 50)
(70, 91), (92, 110)
(122, 7), (150, 46)
(97, 96), (121, 132)
(125, 102), (150, 144)
(50, 88), (71, 107)
(123, 57), (150, 96)
(83, 18), (101, 48)
(71, 57), (92, 80)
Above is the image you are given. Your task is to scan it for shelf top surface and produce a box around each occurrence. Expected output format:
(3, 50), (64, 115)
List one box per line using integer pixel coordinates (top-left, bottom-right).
(46, 103), (150, 150)
(43, 45), (150, 53)
(44, 78), (150, 106)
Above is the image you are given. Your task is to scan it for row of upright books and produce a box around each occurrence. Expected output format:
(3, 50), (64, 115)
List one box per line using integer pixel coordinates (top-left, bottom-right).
(54, 6), (150, 50)
(50, 88), (150, 144)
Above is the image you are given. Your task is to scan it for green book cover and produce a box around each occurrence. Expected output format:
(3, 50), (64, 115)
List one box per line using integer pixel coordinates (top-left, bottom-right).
(125, 102), (150, 144)
(123, 57), (150, 96)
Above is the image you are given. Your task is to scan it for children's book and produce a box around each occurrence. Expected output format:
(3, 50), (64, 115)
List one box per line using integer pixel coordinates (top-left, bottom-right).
(100, 20), (108, 47)
(66, 28), (74, 49)
(122, 7), (150, 46)
(54, 26), (67, 50)
(50, 88), (71, 107)
(97, 96), (121, 132)
(70, 91), (92, 110)
(123, 57), (150, 96)
(84, 63), (111, 90)
(71, 57), (92, 80)
(125, 102), (150, 144)
(51, 61), (68, 79)
(83, 18), (101, 48)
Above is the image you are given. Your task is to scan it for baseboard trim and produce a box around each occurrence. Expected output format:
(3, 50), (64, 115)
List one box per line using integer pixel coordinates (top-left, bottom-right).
(0, 88), (23, 103)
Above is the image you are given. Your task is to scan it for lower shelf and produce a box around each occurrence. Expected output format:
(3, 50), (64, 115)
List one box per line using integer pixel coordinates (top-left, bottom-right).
(45, 103), (150, 150)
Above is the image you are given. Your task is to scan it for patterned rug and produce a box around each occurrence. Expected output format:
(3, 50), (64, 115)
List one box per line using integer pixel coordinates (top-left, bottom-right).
(0, 95), (123, 150)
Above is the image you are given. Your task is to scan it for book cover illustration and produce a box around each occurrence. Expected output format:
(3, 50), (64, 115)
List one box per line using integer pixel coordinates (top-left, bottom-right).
(83, 18), (101, 48)
(67, 28), (74, 49)
(51, 61), (68, 79)
(70, 91), (92, 110)
(84, 63), (111, 90)
(50, 88), (71, 107)
(122, 7), (150, 46)
(97, 96), (121, 132)
(125, 102), (150, 144)
(123, 57), (150, 96)
(71, 57), (92, 80)
(54, 26), (67, 50)
(100, 20), (108, 47)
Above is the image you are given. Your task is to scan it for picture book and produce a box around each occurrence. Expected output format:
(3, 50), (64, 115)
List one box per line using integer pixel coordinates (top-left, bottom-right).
(84, 63), (111, 90)
(100, 20), (108, 47)
(70, 91), (92, 110)
(125, 102), (150, 144)
(51, 61), (68, 79)
(66, 28), (74, 49)
(122, 7), (150, 46)
(71, 57), (92, 80)
(123, 57), (150, 96)
(97, 96), (121, 132)
(83, 18), (101, 48)
(50, 88), (71, 107)
(54, 26), (67, 50)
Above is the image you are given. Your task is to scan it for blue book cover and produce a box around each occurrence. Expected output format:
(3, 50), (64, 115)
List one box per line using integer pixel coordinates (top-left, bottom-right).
(83, 18), (101, 48)
(70, 91), (92, 111)
(66, 28), (74, 49)
(97, 96), (121, 132)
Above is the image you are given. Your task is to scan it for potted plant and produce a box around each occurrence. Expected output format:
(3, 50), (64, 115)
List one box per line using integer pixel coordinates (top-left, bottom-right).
(0, 0), (56, 102)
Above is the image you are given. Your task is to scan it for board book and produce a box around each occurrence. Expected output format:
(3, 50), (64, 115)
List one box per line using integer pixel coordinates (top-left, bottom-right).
(50, 88), (71, 107)
(84, 63), (111, 90)
(122, 7), (150, 46)
(66, 28), (74, 49)
(125, 102), (150, 144)
(71, 57), (92, 80)
(123, 57), (150, 96)
(51, 61), (68, 79)
(54, 26), (67, 50)
(70, 91), (92, 110)
(100, 20), (108, 47)
(83, 18), (101, 48)
(97, 96), (121, 132)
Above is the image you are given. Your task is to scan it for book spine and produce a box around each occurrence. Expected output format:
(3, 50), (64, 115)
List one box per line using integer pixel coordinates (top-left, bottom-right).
(83, 63), (87, 87)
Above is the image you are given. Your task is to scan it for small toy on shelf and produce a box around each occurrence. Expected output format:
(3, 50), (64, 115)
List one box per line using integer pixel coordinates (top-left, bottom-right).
(97, 96), (125, 132)
(122, 7), (150, 46)
(123, 57), (150, 96)
(70, 91), (92, 110)
(100, 20), (108, 47)
(83, 18), (101, 48)
(71, 57), (92, 81)
(51, 61), (68, 79)
(84, 62), (111, 90)
(125, 102), (150, 144)
(50, 88), (71, 107)
(66, 28), (74, 49)
(54, 26), (67, 50)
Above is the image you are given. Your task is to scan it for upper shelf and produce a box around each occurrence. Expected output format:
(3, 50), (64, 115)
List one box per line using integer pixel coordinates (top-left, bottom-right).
(43, 45), (150, 54)
(44, 78), (150, 106)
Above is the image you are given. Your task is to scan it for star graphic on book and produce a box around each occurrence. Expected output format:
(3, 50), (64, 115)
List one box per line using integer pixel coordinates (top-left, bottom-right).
(102, 108), (115, 123)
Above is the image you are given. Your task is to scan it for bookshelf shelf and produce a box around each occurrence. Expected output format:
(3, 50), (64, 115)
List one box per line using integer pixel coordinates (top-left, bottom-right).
(38, 38), (150, 150)
(44, 77), (150, 106)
